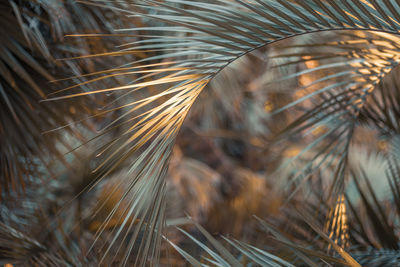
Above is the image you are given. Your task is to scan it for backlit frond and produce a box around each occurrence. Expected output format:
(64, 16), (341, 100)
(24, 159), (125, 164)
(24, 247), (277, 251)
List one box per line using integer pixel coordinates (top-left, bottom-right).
(44, 0), (400, 264)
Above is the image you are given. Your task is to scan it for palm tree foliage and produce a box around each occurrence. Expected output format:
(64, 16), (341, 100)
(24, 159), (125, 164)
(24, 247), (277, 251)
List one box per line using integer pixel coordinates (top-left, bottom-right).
(0, 0), (129, 197)
(5, 0), (400, 266)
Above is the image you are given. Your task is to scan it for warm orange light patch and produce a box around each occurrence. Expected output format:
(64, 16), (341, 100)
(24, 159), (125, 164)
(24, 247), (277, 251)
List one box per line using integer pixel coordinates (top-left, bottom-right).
(326, 194), (349, 248)
(264, 101), (274, 112)
(250, 137), (263, 147)
(294, 89), (307, 98)
(4, 264), (14, 267)
(284, 147), (301, 158)
(69, 106), (76, 114)
(299, 56), (320, 86)
(312, 125), (327, 136)
(378, 140), (388, 151)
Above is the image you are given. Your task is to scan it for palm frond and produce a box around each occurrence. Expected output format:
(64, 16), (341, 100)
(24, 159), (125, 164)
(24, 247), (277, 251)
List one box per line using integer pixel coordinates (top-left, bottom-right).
(40, 0), (400, 265)
(167, 217), (364, 266)
(166, 220), (295, 267)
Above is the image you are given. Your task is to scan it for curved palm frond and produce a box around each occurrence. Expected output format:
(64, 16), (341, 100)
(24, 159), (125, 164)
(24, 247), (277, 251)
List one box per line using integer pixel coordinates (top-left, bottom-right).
(268, 31), (400, 198)
(44, 0), (400, 265)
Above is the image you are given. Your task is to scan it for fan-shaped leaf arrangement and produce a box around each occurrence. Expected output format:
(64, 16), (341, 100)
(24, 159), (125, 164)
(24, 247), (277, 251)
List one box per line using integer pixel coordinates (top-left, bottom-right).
(44, 0), (400, 265)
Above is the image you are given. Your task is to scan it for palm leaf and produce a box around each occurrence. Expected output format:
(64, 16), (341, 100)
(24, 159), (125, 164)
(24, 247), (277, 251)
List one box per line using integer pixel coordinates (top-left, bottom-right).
(44, 0), (400, 265)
